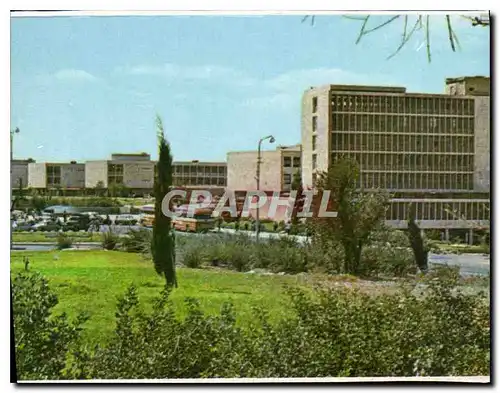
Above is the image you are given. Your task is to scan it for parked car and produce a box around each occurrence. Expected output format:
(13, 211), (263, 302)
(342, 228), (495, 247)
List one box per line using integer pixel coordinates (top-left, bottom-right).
(114, 215), (138, 225)
(13, 221), (35, 232)
(33, 220), (63, 232)
(64, 215), (91, 231)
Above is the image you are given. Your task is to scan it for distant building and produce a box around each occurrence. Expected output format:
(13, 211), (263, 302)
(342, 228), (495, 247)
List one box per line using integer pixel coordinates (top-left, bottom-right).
(11, 158), (34, 189)
(227, 144), (301, 192)
(172, 161), (227, 189)
(28, 161), (85, 190)
(85, 153), (155, 193)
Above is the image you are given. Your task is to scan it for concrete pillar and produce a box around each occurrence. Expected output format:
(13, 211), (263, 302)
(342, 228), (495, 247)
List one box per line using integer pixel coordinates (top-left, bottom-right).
(444, 229), (450, 241)
(469, 229), (474, 245)
(421, 230), (425, 239)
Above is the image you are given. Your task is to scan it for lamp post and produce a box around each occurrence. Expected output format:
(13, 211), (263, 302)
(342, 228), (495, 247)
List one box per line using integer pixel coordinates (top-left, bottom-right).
(255, 134), (275, 242)
(10, 127), (20, 250)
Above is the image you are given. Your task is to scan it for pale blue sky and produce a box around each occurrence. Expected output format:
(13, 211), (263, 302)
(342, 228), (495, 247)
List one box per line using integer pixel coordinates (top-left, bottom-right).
(11, 14), (490, 162)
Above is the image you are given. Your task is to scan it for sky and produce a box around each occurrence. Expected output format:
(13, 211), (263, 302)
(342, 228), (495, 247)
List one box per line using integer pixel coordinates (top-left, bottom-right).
(11, 13), (490, 163)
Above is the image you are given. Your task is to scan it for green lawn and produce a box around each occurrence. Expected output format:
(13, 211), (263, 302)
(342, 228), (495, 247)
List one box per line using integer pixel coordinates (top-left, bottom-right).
(13, 232), (100, 243)
(11, 250), (304, 346)
(431, 241), (489, 255)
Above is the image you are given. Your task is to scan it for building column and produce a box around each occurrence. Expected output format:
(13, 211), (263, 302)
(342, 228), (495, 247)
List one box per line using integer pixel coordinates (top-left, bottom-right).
(444, 229), (450, 241)
(468, 228), (474, 245)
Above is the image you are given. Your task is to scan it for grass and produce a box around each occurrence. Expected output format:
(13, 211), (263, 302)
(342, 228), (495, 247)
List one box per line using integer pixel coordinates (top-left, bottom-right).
(431, 241), (490, 255)
(13, 232), (99, 243)
(10, 250), (304, 346)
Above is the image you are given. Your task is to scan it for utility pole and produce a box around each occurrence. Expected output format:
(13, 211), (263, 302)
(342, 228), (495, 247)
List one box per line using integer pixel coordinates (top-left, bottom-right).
(10, 127), (20, 250)
(255, 135), (275, 242)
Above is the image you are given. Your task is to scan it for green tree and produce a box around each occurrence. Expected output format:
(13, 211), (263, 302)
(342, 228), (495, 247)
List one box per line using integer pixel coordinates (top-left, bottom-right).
(94, 180), (106, 197)
(314, 157), (389, 275)
(151, 115), (177, 288)
(291, 169), (302, 192)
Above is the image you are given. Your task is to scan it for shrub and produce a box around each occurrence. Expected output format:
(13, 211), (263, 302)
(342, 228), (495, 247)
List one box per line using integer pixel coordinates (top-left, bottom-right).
(181, 247), (205, 269)
(101, 231), (119, 250)
(12, 272), (88, 380)
(56, 233), (73, 250)
(121, 228), (152, 254)
(13, 271), (489, 379)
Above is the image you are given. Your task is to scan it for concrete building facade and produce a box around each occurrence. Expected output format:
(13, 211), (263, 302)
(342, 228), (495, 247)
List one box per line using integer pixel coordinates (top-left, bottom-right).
(227, 145), (301, 192)
(301, 77), (490, 234)
(28, 161), (85, 190)
(85, 153), (155, 191)
(11, 159), (34, 189)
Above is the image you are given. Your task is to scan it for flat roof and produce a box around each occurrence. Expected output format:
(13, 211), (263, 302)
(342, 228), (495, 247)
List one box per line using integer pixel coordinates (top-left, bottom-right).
(173, 161), (227, 165)
(446, 76), (490, 83)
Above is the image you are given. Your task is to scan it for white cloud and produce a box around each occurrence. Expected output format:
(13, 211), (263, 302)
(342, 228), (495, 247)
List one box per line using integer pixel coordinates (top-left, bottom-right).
(52, 69), (98, 82)
(115, 63), (256, 87)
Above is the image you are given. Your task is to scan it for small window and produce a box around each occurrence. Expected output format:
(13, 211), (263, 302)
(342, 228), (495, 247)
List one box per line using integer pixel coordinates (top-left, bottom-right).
(293, 156), (301, 167)
(312, 154), (317, 170)
(312, 135), (317, 151)
(312, 116), (318, 132)
(284, 174), (292, 184)
(312, 97), (318, 113)
(283, 157), (292, 168)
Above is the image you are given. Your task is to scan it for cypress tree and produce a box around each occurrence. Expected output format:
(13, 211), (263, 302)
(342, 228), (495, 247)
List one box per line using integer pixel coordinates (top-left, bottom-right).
(152, 115), (177, 287)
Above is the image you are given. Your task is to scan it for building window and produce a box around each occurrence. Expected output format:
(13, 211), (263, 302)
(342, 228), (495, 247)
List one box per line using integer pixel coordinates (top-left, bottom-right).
(312, 97), (318, 113)
(284, 174), (292, 184)
(312, 154), (317, 170)
(293, 156), (301, 167)
(47, 165), (61, 187)
(108, 163), (124, 185)
(312, 172), (317, 185)
(312, 116), (317, 132)
(283, 157), (292, 168)
(312, 135), (317, 151)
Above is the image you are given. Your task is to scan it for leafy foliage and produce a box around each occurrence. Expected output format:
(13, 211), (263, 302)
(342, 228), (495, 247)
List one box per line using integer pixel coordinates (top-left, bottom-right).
(12, 272), (88, 380)
(313, 157), (390, 275)
(56, 233), (73, 250)
(13, 270), (489, 379)
(101, 231), (119, 251)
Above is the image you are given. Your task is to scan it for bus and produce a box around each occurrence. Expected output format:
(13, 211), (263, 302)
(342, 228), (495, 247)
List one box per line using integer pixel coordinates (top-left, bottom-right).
(172, 204), (216, 233)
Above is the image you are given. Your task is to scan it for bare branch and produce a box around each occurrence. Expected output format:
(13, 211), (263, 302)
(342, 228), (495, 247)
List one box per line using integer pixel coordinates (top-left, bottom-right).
(425, 15), (431, 62)
(363, 15), (400, 35)
(446, 15), (456, 52)
(355, 16), (370, 44)
(386, 16), (422, 60)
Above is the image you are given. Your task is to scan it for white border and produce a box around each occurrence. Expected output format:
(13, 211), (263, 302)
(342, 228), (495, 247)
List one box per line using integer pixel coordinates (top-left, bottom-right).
(5, 3), (494, 390)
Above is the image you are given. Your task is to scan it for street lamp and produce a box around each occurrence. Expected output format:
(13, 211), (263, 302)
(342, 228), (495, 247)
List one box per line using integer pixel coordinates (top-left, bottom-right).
(255, 134), (275, 242)
(10, 127), (20, 250)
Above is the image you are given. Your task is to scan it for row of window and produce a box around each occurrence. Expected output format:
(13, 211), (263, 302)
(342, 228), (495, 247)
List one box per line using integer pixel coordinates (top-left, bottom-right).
(173, 177), (226, 186)
(329, 94), (475, 116)
(356, 172), (473, 191)
(331, 152), (474, 172)
(331, 133), (474, 154)
(331, 113), (475, 134)
(173, 166), (226, 175)
(386, 201), (490, 221)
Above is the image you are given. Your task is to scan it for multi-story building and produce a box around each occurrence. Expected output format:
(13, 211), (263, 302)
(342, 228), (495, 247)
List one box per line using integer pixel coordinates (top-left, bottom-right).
(227, 144), (302, 192)
(85, 153), (155, 193)
(301, 76), (490, 241)
(172, 161), (227, 190)
(11, 158), (34, 189)
(28, 161), (85, 191)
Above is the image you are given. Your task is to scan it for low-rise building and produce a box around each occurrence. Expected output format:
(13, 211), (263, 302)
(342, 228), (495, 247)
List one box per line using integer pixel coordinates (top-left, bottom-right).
(85, 153), (155, 193)
(11, 158), (34, 189)
(28, 161), (85, 190)
(227, 144), (301, 192)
